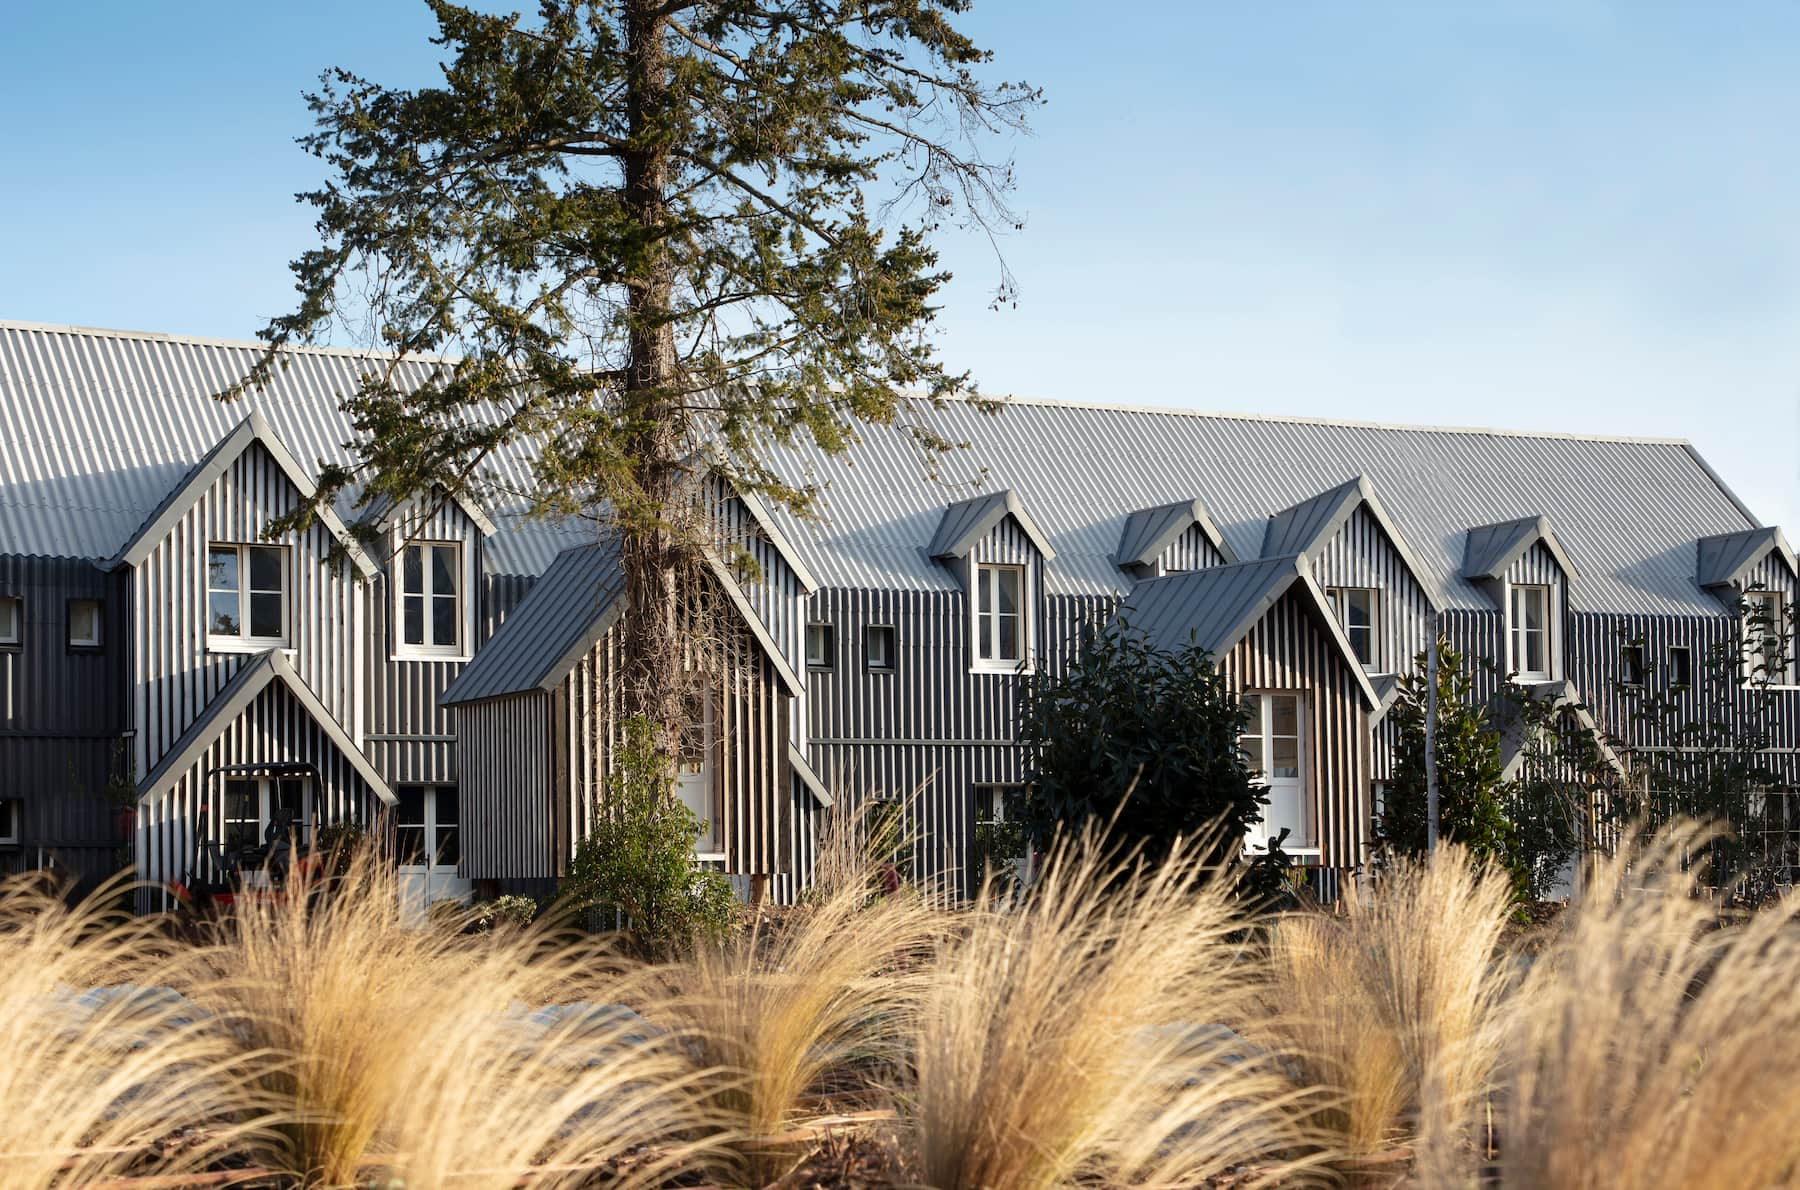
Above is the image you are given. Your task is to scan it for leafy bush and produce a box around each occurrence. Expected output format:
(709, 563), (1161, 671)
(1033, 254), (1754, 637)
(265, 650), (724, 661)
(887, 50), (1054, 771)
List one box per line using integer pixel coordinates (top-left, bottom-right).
(563, 716), (736, 958)
(1018, 621), (1279, 891)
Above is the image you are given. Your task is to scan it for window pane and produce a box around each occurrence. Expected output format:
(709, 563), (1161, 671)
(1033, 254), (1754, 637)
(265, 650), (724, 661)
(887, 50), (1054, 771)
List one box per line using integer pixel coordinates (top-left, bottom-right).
(208, 547), (239, 592)
(396, 826), (426, 865)
(69, 600), (100, 645)
(434, 825), (460, 866)
(403, 545), (423, 595)
(1271, 696), (1299, 738)
(250, 593), (283, 639)
(403, 595), (424, 646)
(806, 624), (832, 667)
(1240, 736), (1266, 775)
(0, 598), (15, 642)
(431, 545), (457, 595)
(997, 568), (1020, 615)
(867, 626), (893, 669)
(248, 546), (282, 593)
(998, 614), (1018, 661)
(432, 594), (457, 647)
(209, 592), (241, 636)
(1526, 629), (1545, 675)
(434, 787), (458, 825)
(1271, 736), (1300, 779)
(398, 785), (426, 827)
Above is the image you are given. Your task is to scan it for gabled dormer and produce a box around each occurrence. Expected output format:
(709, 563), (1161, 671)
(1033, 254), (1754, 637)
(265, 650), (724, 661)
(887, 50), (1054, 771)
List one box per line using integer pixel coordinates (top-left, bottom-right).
(1697, 526), (1798, 685)
(1116, 498), (1235, 579)
(364, 487), (497, 663)
(1463, 515), (1576, 683)
(701, 472), (821, 684)
(929, 490), (1055, 674)
(107, 409), (378, 778)
(1261, 476), (1434, 674)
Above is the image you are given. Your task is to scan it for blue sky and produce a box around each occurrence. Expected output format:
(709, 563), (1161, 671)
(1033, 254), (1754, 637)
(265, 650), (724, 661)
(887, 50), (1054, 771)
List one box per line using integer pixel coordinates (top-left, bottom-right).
(3, 1), (1797, 529)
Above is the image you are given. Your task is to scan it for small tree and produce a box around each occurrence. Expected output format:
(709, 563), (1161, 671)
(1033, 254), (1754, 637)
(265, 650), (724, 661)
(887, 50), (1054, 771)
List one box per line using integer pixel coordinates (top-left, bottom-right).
(1374, 640), (1522, 895)
(563, 716), (735, 957)
(1018, 622), (1282, 892)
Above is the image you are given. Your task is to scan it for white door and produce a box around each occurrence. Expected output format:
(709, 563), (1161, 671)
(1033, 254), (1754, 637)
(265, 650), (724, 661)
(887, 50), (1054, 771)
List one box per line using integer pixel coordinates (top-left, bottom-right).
(676, 695), (721, 856)
(1241, 693), (1310, 851)
(397, 785), (470, 923)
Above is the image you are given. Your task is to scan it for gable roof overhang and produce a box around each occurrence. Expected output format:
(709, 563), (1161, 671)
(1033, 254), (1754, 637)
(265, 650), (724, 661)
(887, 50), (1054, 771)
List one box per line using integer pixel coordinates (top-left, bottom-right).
(1260, 475), (1435, 609)
(788, 741), (835, 808)
(366, 485), (499, 541)
(1495, 679), (1629, 783)
(1116, 554), (1381, 709)
(1462, 515), (1578, 585)
(728, 484), (822, 595)
(928, 489), (1057, 562)
(1116, 498), (1237, 572)
(108, 410), (380, 579)
(1696, 526), (1796, 594)
(136, 649), (395, 805)
(441, 536), (803, 707)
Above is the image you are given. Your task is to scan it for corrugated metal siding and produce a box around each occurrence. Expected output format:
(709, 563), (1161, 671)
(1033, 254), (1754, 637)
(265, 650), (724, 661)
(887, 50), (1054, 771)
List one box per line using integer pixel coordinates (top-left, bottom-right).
(1311, 505), (1433, 675)
(458, 692), (555, 879)
(130, 442), (365, 780)
(134, 680), (386, 907)
(1218, 590), (1372, 871)
(1157, 524), (1227, 574)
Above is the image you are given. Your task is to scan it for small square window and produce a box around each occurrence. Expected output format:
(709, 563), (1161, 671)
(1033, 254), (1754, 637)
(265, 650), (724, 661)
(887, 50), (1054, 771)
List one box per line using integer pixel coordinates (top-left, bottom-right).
(67, 599), (102, 649)
(806, 623), (834, 670)
(866, 625), (896, 672)
(1620, 644), (1646, 687)
(0, 596), (20, 647)
(0, 799), (18, 845)
(1668, 646), (1692, 689)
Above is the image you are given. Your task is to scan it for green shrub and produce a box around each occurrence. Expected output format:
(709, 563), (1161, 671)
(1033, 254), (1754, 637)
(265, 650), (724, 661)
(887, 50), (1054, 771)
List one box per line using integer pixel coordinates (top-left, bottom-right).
(562, 716), (736, 958)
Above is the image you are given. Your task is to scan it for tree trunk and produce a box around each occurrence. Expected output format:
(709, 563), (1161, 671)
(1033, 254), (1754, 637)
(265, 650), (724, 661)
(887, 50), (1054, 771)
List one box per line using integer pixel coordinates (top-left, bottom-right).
(618, 0), (689, 760)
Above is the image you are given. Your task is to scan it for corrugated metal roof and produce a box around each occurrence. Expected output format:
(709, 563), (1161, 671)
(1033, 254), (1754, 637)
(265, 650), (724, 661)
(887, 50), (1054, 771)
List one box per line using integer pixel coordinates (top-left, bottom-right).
(1696, 526), (1794, 590)
(0, 321), (1764, 615)
(1462, 515), (1577, 582)
(754, 397), (1758, 614)
(0, 322), (583, 575)
(1117, 556), (1304, 657)
(440, 539), (624, 705)
(926, 489), (1056, 561)
(1117, 498), (1233, 569)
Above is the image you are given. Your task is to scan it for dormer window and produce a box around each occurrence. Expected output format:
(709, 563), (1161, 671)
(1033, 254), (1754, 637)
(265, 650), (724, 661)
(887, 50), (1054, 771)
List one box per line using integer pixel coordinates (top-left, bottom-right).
(1744, 590), (1786, 683)
(1327, 587), (1378, 668)
(397, 542), (464, 657)
(973, 563), (1026, 669)
(209, 544), (288, 648)
(1510, 584), (1551, 680)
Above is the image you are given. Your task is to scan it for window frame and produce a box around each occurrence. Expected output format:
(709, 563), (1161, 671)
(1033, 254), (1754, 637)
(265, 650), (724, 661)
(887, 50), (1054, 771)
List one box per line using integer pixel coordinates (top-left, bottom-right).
(1668, 645), (1692, 690)
(396, 784), (461, 871)
(1239, 691), (1316, 853)
(394, 540), (469, 660)
(1509, 583), (1553, 681)
(66, 598), (103, 651)
(0, 595), (21, 649)
(219, 775), (310, 854)
(0, 799), (18, 845)
(207, 543), (290, 652)
(1743, 589), (1788, 685)
(805, 622), (834, 670)
(865, 624), (896, 673)
(1620, 643), (1646, 688)
(971, 561), (1028, 672)
(1326, 586), (1379, 669)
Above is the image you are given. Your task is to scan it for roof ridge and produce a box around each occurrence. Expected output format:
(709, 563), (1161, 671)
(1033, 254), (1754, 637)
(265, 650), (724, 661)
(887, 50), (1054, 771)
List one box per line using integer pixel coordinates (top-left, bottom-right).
(0, 318), (461, 365)
(973, 392), (1694, 448)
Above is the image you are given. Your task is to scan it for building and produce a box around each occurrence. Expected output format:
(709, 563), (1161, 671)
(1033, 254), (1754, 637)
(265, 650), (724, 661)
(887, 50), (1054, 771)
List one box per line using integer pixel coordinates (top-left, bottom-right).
(1, 320), (1794, 902)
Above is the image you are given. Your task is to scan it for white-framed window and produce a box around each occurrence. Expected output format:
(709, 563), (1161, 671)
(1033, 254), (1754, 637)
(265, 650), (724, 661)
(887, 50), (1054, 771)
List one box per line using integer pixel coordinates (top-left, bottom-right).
(1744, 590), (1787, 683)
(0, 596), (21, 647)
(1621, 643), (1646, 687)
(1240, 692), (1314, 851)
(396, 784), (460, 869)
(220, 775), (308, 852)
(0, 799), (18, 845)
(805, 622), (834, 670)
(1668, 645), (1692, 689)
(397, 542), (464, 657)
(973, 563), (1026, 669)
(1509, 584), (1552, 680)
(67, 599), (103, 649)
(208, 544), (288, 647)
(865, 624), (896, 672)
(1327, 587), (1379, 668)
(677, 693), (721, 856)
